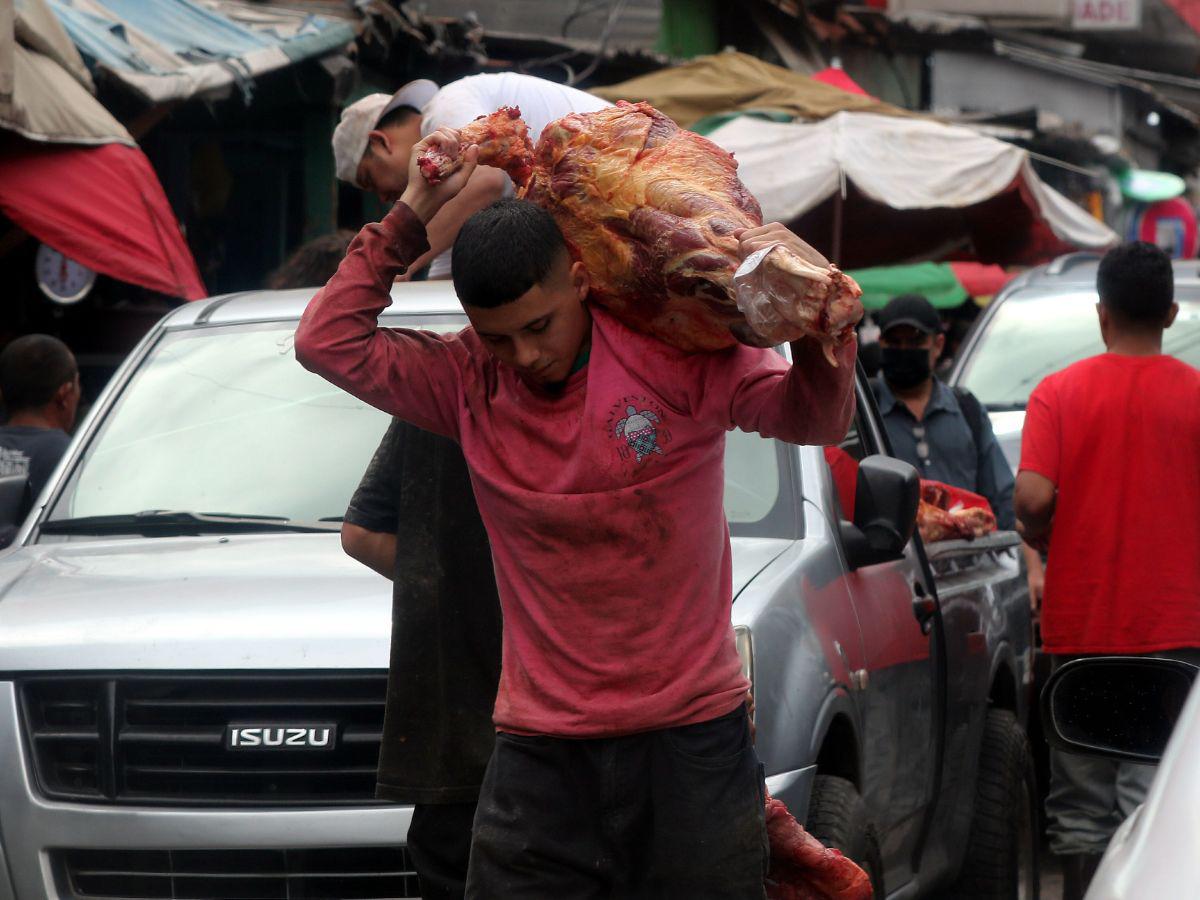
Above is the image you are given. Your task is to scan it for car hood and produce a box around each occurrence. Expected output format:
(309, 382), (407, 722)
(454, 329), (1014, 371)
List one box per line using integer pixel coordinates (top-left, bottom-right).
(988, 410), (1026, 472)
(0, 533), (790, 672)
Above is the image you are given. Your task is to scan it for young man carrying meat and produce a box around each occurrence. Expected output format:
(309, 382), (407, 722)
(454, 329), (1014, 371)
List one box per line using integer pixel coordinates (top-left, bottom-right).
(296, 133), (857, 897)
(1015, 241), (1200, 900)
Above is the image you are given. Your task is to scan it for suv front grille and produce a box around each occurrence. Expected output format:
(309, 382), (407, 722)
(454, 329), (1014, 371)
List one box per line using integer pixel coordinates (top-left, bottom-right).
(22, 674), (387, 805)
(56, 847), (419, 899)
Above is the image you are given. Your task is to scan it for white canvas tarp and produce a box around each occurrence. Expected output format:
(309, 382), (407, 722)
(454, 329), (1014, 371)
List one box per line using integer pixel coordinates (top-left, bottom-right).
(2, 0), (133, 145)
(707, 112), (1116, 252)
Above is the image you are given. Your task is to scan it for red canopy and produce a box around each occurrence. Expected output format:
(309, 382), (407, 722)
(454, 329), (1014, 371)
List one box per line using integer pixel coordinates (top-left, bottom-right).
(0, 141), (205, 301)
(947, 261), (1013, 298)
(811, 67), (871, 98)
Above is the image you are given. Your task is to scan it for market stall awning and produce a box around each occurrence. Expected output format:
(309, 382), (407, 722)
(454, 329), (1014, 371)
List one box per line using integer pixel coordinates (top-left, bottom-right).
(45, 0), (356, 104)
(2, 0), (133, 145)
(707, 111), (1117, 268)
(591, 51), (910, 128)
(847, 262), (1013, 310)
(0, 141), (206, 300)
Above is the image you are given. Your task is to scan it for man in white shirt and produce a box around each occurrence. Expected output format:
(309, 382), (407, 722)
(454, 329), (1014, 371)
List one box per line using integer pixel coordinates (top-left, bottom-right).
(332, 73), (610, 279)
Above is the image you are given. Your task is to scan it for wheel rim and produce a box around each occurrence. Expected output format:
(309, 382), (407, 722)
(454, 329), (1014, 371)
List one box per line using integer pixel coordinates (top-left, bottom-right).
(1016, 776), (1037, 900)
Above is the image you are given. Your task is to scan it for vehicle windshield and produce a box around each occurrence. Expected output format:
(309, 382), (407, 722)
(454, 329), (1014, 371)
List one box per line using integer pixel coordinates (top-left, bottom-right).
(958, 289), (1200, 410)
(45, 320), (788, 538)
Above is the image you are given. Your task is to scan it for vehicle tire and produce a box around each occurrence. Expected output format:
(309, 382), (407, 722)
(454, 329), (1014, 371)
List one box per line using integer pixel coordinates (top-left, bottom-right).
(806, 774), (885, 897)
(940, 708), (1040, 900)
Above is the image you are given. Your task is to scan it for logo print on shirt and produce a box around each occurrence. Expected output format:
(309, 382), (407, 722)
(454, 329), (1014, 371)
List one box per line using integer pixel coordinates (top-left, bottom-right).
(0, 448), (30, 479)
(609, 397), (670, 464)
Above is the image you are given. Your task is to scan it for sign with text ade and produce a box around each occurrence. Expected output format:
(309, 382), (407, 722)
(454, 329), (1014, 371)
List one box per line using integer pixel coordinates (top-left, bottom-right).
(1073, 0), (1140, 28)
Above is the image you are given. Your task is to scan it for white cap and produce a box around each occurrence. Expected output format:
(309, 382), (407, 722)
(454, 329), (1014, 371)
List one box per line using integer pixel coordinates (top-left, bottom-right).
(332, 79), (439, 187)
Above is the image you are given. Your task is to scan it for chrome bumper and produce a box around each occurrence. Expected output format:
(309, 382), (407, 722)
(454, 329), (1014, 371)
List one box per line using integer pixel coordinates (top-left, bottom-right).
(0, 682), (413, 899)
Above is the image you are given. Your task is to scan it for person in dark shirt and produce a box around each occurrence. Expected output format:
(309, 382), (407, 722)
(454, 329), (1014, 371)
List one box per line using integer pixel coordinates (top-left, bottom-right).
(342, 419), (501, 900)
(872, 294), (1015, 530)
(0, 334), (80, 503)
(268, 206), (501, 900)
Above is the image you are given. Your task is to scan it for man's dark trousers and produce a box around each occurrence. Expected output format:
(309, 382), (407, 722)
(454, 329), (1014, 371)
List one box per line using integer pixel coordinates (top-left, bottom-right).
(466, 705), (768, 899)
(408, 802), (478, 899)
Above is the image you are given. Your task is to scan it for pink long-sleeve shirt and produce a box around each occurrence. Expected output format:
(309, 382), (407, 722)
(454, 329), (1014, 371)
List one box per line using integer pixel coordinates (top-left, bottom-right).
(296, 202), (856, 738)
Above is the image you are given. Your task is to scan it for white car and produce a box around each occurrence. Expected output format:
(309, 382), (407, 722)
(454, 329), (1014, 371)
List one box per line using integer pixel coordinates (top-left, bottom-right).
(950, 252), (1200, 471)
(1042, 656), (1200, 899)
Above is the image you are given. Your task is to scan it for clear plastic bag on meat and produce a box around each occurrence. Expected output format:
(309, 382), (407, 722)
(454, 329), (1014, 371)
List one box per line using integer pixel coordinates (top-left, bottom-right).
(733, 243), (863, 366)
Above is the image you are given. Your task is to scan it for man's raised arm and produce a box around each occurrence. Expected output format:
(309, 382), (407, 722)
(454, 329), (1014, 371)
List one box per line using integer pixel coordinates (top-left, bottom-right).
(697, 335), (858, 447)
(690, 224), (859, 446)
(294, 134), (480, 438)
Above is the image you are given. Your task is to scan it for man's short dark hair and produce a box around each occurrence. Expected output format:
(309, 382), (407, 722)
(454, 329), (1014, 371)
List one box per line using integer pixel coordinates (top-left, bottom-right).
(375, 105), (420, 132)
(1097, 241), (1175, 327)
(267, 230), (356, 289)
(452, 200), (570, 309)
(0, 335), (77, 413)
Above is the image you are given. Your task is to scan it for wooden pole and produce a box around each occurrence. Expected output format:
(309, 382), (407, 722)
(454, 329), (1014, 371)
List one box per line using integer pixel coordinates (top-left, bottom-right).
(831, 173), (845, 263)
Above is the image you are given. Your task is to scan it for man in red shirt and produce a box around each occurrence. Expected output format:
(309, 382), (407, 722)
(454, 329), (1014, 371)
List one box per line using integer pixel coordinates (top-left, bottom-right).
(1015, 240), (1200, 900)
(296, 131), (857, 897)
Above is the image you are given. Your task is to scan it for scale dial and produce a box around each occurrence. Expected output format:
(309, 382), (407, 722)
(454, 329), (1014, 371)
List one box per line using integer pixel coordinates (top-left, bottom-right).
(35, 243), (96, 305)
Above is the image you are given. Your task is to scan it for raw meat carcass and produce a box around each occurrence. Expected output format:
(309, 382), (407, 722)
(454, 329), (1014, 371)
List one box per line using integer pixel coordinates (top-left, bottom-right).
(418, 106), (535, 187)
(950, 505), (997, 538)
(734, 245), (864, 363)
(916, 480), (997, 543)
(915, 500), (959, 544)
(765, 794), (874, 899)
(418, 103), (863, 359)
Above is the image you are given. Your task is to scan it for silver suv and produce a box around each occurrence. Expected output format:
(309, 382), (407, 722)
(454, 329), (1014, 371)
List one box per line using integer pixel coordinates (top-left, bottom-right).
(951, 252), (1200, 469)
(0, 284), (1031, 899)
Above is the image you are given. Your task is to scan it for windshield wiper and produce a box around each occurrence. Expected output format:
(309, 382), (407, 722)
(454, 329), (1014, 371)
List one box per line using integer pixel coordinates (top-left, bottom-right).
(39, 510), (341, 536)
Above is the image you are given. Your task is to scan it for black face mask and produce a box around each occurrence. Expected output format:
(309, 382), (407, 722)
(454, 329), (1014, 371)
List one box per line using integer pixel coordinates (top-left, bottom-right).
(881, 346), (932, 389)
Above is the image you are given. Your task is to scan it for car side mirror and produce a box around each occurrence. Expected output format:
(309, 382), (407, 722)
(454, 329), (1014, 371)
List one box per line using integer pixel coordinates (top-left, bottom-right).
(838, 455), (919, 570)
(1041, 657), (1198, 764)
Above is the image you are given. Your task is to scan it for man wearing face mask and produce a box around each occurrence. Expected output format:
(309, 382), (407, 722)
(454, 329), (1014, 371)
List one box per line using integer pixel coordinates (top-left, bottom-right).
(872, 293), (1015, 530)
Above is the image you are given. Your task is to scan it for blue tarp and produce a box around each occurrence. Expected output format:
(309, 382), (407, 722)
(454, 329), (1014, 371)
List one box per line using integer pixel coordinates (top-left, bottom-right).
(49, 4), (162, 75)
(87, 0), (274, 59)
(37, 0), (353, 98)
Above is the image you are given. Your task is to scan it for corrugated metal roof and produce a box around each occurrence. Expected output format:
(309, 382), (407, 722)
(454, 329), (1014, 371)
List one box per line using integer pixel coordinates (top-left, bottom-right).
(411, 0), (663, 52)
(994, 39), (1200, 125)
(42, 0), (355, 104)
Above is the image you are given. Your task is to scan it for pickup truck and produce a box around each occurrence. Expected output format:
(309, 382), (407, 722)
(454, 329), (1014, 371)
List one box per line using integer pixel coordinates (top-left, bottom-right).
(0, 283), (1034, 900)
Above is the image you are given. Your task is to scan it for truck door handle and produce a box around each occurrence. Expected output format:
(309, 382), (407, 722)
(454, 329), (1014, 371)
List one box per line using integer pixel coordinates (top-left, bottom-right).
(912, 582), (936, 634)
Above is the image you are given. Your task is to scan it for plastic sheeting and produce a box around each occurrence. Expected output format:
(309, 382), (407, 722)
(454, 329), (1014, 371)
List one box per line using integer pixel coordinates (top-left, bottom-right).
(707, 112), (1117, 266)
(44, 0), (355, 104)
(811, 67), (870, 97)
(0, 141), (206, 300)
(3, 0), (133, 145)
(591, 51), (909, 128)
(4, 0), (353, 144)
(847, 262), (1012, 310)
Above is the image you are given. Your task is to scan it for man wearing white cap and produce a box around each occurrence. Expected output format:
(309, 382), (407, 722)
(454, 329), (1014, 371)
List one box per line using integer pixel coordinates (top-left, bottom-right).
(332, 72), (610, 280)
